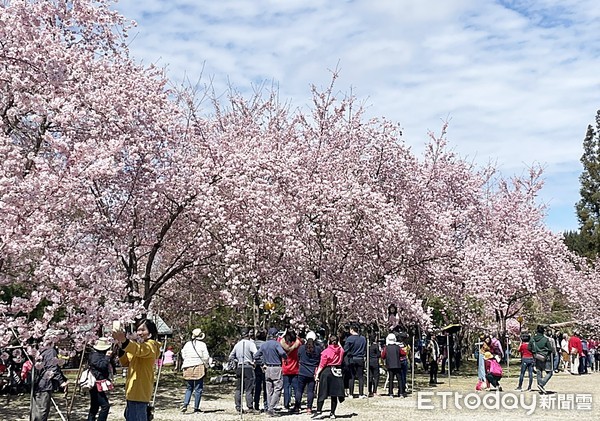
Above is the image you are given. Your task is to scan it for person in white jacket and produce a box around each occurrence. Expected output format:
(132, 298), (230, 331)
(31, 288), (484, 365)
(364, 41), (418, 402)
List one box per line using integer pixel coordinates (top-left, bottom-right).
(180, 328), (210, 413)
(560, 333), (570, 372)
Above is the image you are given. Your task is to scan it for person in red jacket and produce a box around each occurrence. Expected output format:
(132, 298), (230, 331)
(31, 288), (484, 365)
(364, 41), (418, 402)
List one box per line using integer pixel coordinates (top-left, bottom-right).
(568, 332), (583, 375)
(279, 329), (301, 410)
(516, 333), (534, 391)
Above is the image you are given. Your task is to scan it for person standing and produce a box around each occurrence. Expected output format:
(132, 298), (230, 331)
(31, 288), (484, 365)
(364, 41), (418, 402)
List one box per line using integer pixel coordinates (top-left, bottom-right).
(568, 331), (583, 375)
(293, 331), (322, 414)
(252, 330), (269, 412)
(180, 328), (210, 413)
(438, 341), (447, 375)
(367, 335), (381, 397)
(113, 319), (161, 421)
(552, 332), (561, 373)
(343, 324), (367, 398)
(477, 336), (491, 389)
(87, 338), (113, 421)
(32, 338), (69, 421)
(491, 334), (504, 362)
(387, 304), (400, 332)
(381, 334), (402, 397)
(580, 336), (589, 374)
(229, 328), (257, 414)
(279, 329), (301, 410)
(595, 337), (600, 372)
(314, 335), (345, 419)
(560, 333), (570, 372)
(397, 334), (409, 397)
(588, 338), (596, 373)
(528, 325), (554, 394)
(427, 335), (439, 386)
(254, 327), (287, 417)
(515, 333), (534, 392)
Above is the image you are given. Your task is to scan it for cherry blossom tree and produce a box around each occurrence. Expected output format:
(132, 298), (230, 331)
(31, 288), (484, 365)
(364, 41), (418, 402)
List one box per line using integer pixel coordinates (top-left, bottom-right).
(0, 0), (223, 348)
(1, 0), (593, 350)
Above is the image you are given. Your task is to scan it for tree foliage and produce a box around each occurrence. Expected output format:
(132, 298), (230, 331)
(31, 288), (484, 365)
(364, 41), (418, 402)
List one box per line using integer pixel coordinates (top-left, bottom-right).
(0, 0), (591, 349)
(571, 110), (600, 260)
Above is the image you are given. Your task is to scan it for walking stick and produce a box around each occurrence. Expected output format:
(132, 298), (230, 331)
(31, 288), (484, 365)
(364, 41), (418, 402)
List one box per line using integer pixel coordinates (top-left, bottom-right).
(30, 365), (35, 421)
(66, 346), (87, 420)
(365, 337), (369, 398)
(411, 334), (415, 393)
(240, 340), (245, 420)
(314, 371), (320, 411)
(506, 336), (510, 378)
(50, 396), (68, 421)
(149, 340), (167, 420)
(446, 334), (451, 387)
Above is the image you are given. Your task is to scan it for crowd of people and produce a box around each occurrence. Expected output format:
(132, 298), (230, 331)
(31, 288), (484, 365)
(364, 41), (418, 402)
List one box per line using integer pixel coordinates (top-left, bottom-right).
(476, 325), (600, 396)
(6, 316), (600, 421)
(177, 319), (424, 419)
(3, 319), (471, 421)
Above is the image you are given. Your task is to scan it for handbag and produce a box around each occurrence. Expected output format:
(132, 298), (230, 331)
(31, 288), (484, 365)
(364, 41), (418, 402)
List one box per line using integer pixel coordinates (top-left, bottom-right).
(183, 364), (205, 380)
(331, 367), (342, 377)
(95, 378), (114, 392)
(77, 368), (96, 390)
(533, 340), (546, 362)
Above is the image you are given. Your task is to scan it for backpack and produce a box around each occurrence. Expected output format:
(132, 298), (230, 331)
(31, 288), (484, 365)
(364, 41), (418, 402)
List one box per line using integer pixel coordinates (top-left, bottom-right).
(489, 359), (503, 377)
(77, 368), (96, 390)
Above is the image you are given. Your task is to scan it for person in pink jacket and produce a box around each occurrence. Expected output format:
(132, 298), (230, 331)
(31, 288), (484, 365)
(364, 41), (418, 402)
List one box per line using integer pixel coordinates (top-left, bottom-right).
(314, 335), (345, 419)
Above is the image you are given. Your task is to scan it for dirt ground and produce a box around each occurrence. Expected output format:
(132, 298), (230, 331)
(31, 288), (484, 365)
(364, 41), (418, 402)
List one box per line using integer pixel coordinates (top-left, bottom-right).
(2, 363), (599, 421)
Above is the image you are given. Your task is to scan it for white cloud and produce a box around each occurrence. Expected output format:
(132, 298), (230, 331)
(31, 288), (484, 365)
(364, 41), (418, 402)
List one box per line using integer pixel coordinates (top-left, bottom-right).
(113, 0), (600, 232)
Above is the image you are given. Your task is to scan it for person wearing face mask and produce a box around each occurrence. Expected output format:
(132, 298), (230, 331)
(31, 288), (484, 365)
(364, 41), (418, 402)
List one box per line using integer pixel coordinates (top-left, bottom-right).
(112, 319), (161, 421)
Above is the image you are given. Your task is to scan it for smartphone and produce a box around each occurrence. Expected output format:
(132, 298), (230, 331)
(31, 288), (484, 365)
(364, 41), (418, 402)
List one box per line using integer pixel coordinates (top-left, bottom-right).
(112, 321), (122, 332)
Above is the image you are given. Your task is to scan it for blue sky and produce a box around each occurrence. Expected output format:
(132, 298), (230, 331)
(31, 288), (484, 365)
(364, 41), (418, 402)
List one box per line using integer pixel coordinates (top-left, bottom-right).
(112, 0), (600, 233)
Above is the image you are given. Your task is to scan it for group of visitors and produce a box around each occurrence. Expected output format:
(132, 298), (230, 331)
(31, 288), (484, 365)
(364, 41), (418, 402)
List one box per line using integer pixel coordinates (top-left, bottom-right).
(559, 331), (599, 375)
(516, 325), (555, 394)
(24, 316), (422, 421)
(23, 315), (600, 421)
(216, 319), (419, 418)
(477, 325), (556, 394)
(476, 333), (506, 392)
(26, 318), (161, 421)
(224, 324), (362, 419)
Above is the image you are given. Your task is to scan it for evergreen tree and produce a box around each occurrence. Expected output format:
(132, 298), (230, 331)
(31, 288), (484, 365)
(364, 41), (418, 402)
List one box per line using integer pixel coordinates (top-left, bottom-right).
(573, 110), (600, 259)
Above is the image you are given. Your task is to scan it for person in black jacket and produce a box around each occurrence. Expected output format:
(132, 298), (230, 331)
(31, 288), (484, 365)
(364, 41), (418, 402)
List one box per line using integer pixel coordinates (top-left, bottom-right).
(87, 338), (113, 421)
(343, 324), (367, 398)
(32, 338), (69, 421)
(381, 334), (404, 397)
(367, 335), (381, 397)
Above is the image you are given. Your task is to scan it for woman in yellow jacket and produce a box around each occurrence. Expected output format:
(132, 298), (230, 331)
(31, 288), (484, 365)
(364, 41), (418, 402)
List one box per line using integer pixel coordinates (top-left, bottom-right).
(113, 319), (161, 421)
